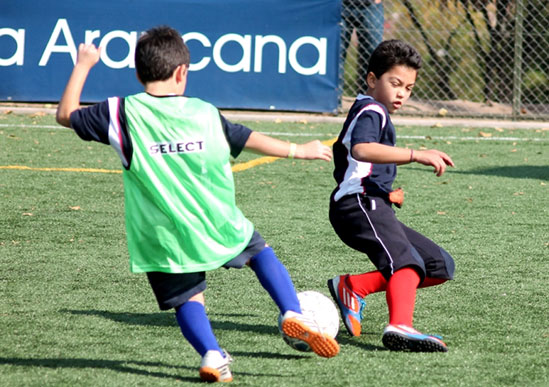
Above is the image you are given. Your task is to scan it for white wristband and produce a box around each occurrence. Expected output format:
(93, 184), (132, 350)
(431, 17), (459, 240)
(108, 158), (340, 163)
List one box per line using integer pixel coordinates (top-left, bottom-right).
(288, 143), (297, 159)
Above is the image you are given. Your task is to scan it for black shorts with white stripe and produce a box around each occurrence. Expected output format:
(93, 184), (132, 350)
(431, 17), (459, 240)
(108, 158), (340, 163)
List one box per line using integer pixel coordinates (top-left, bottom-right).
(329, 193), (454, 282)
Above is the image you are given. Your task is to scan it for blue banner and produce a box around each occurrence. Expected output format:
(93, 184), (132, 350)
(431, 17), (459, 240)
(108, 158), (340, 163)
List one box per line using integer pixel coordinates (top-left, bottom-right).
(0, 0), (341, 113)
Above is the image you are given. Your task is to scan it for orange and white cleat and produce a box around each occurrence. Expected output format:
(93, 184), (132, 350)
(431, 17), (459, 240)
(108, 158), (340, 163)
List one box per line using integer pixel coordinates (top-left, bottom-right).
(199, 349), (233, 383)
(280, 311), (340, 358)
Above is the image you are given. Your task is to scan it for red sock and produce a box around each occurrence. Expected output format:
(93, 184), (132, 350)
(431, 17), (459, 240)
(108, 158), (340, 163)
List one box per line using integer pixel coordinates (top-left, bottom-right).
(419, 277), (447, 289)
(386, 267), (420, 326)
(347, 271), (387, 298)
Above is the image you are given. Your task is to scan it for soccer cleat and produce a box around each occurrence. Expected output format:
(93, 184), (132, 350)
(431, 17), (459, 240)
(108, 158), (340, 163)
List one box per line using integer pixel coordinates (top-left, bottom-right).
(382, 324), (448, 352)
(327, 275), (366, 336)
(280, 311), (340, 358)
(199, 349), (233, 383)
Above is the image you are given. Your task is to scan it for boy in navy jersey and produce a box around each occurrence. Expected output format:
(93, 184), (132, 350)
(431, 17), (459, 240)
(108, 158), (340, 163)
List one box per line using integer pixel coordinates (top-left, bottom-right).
(327, 40), (455, 352)
(56, 26), (338, 383)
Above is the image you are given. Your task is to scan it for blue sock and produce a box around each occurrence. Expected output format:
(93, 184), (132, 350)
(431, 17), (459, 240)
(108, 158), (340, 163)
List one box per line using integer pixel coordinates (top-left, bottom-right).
(175, 301), (222, 357)
(249, 246), (301, 314)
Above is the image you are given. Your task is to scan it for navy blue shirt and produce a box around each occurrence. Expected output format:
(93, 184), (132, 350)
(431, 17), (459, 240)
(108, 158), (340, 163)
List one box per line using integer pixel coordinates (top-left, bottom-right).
(332, 95), (397, 201)
(70, 95), (252, 169)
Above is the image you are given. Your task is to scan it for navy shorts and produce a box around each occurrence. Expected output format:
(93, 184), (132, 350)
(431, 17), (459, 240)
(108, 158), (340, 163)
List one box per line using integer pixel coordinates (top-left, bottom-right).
(147, 230), (267, 310)
(329, 193), (455, 282)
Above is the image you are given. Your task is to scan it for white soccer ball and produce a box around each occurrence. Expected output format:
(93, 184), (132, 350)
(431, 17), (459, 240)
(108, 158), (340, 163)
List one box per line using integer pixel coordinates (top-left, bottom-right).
(277, 290), (340, 352)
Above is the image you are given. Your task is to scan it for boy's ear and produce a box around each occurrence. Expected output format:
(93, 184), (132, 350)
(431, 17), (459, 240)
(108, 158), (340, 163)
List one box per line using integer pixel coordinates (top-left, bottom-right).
(175, 64), (188, 82)
(366, 72), (377, 89)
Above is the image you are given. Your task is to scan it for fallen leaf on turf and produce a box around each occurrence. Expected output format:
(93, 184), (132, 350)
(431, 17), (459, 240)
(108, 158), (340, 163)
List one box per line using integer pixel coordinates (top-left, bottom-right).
(22, 213), (33, 216)
(510, 149), (517, 152)
(513, 192), (524, 196)
(495, 127), (504, 132)
(478, 131), (492, 137)
(437, 211), (446, 215)
(69, 206), (82, 210)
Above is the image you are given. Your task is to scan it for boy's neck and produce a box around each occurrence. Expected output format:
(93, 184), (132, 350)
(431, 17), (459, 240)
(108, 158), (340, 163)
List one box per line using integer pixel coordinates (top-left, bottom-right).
(144, 79), (185, 97)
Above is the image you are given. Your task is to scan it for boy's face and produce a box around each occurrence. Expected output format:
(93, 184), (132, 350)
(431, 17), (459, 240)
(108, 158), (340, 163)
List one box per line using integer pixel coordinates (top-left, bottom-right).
(366, 65), (417, 113)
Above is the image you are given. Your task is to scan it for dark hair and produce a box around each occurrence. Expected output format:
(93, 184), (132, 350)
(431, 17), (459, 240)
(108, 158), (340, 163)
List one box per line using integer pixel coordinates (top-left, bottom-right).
(135, 26), (190, 84)
(367, 40), (422, 79)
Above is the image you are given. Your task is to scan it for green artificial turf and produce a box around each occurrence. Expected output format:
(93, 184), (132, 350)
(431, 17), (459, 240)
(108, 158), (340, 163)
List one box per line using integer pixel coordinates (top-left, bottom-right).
(1, 114), (547, 386)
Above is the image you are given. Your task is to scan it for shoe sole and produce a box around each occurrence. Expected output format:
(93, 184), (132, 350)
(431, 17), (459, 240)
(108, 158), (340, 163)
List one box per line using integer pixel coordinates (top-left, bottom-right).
(281, 317), (340, 358)
(199, 366), (233, 383)
(382, 331), (448, 352)
(327, 278), (361, 337)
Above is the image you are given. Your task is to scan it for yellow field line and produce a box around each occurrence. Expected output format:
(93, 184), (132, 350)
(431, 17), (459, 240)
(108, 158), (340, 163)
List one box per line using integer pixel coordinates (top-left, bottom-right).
(1, 138), (337, 175)
(231, 137), (336, 172)
(231, 156), (280, 173)
(0, 165), (122, 174)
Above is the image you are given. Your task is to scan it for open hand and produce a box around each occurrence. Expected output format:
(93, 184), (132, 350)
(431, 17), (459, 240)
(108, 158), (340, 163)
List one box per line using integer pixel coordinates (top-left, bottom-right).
(298, 140), (333, 161)
(413, 149), (454, 176)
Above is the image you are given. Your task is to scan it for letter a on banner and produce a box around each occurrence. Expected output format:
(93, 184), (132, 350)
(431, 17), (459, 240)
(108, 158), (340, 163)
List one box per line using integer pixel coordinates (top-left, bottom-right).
(39, 18), (77, 66)
(0, 28), (25, 66)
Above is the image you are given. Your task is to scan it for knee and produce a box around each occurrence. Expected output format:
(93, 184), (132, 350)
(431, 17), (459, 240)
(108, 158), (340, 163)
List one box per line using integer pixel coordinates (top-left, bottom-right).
(441, 248), (455, 280)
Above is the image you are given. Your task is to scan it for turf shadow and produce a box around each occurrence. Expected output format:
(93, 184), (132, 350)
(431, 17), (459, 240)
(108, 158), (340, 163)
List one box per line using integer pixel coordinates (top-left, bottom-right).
(63, 309), (280, 336)
(449, 165), (548, 181)
(0, 357), (199, 383)
(63, 309), (175, 327)
(230, 350), (309, 360)
(336, 334), (386, 351)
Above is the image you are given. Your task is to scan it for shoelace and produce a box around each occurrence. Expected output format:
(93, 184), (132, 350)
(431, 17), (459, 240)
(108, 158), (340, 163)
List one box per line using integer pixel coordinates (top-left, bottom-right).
(221, 349), (234, 364)
(294, 311), (331, 341)
(395, 326), (444, 341)
(358, 298), (367, 318)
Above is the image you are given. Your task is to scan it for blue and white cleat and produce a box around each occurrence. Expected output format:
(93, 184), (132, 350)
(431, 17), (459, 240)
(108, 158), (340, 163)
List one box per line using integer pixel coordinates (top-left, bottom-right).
(327, 275), (366, 336)
(382, 324), (448, 352)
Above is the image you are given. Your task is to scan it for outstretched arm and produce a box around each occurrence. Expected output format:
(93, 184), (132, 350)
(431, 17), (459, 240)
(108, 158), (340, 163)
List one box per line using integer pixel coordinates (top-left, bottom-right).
(56, 43), (101, 128)
(244, 131), (332, 161)
(352, 142), (454, 176)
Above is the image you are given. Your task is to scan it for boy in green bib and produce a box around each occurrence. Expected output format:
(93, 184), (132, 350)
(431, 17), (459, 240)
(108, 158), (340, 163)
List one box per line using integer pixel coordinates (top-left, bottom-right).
(57, 26), (338, 383)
